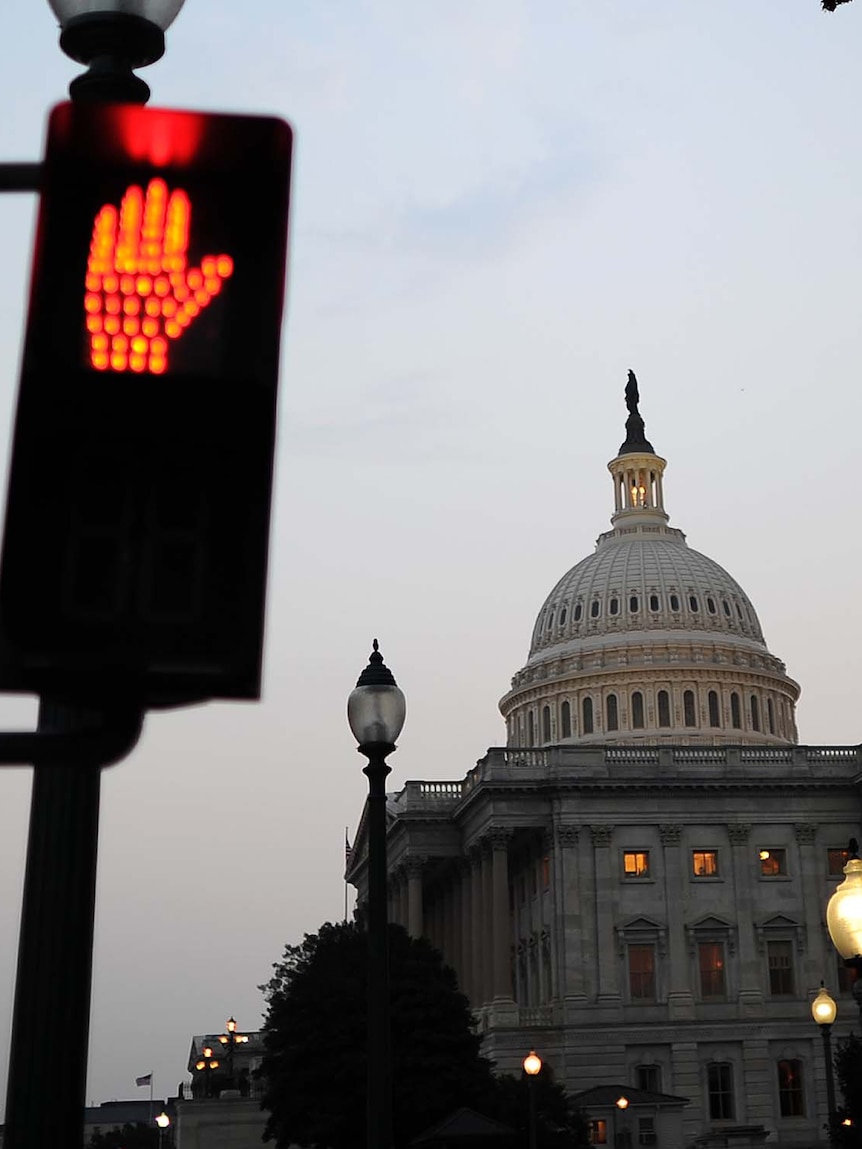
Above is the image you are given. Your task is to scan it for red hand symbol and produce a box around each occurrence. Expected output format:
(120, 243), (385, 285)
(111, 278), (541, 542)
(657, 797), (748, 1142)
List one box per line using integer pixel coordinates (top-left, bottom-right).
(84, 178), (233, 374)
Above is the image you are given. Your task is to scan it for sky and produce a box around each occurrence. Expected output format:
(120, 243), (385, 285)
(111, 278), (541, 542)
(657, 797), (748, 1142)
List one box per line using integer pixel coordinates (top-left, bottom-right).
(0, 0), (861, 1115)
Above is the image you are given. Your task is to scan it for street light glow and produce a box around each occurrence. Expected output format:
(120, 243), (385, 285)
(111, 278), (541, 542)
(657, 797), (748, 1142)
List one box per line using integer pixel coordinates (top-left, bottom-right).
(523, 1050), (542, 1076)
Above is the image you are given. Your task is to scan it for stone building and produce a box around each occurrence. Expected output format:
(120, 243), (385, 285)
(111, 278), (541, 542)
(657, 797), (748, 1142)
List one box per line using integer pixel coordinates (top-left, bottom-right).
(347, 383), (862, 1149)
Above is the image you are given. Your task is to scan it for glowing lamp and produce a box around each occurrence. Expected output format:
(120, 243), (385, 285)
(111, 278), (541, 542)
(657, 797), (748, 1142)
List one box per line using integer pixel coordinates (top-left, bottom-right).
(227, 1017), (237, 1033)
(194, 1060), (205, 1071)
(202, 1046), (212, 1058)
(347, 641), (406, 750)
(155, 1112), (171, 1129)
(523, 1051), (542, 1077)
(218, 1035), (228, 1045)
(812, 982), (838, 1026)
(616, 1097), (630, 1110)
(827, 856), (862, 960)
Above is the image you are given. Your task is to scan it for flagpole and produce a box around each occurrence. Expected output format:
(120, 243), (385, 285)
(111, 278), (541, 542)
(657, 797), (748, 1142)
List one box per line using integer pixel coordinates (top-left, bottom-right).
(344, 826), (349, 923)
(149, 1076), (153, 1127)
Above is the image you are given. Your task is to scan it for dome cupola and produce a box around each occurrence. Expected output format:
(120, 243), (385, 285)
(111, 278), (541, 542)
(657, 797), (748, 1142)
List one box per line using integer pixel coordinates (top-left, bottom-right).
(500, 373), (800, 748)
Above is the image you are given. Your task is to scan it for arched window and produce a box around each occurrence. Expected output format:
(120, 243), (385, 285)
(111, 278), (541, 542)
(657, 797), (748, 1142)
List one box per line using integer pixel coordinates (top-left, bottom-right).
(559, 606), (567, 625)
(583, 697), (594, 735)
(649, 594), (660, 612)
(574, 603), (582, 622)
(689, 595), (699, 612)
(730, 692), (741, 730)
(669, 594), (680, 611)
(561, 700), (572, 739)
(707, 1063), (735, 1120)
(546, 612), (555, 631)
(722, 600), (731, 617)
(542, 705), (551, 742)
(632, 691), (645, 729)
(629, 595), (639, 613)
(777, 1059), (805, 1118)
(767, 697), (775, 735)
(708, 690), (720, 728)
(609, 597), (619, 616)
(750, 695), (760, 732)
(606, 694), (619, 732)
(528, 711), (535, 746)
(590, 600), (600, 618)
(707, 597), (717, 614)
(658, 690), (670, 728)
(684, 690), (696, 727)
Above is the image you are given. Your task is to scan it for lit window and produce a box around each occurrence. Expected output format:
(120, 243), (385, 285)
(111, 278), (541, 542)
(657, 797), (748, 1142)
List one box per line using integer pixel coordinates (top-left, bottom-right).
(698, 941), (726, 998)
(708, 690), (720, 727)
(590, 1120), (608, 1145)
(707, 1062), (734, 1120)
(606, 694), (619, 732)
(760, 848), (787, 877)
(628, 943), (656, 1000)
(767, 939), (794, 996)
(658, 690), (670, 728)
(693, 850), (719, 877)
(624, 851), (650, 878)
(632, 691), (645, 729)
(777, 1059), (805, 1117)
(828, 848), (850, 876)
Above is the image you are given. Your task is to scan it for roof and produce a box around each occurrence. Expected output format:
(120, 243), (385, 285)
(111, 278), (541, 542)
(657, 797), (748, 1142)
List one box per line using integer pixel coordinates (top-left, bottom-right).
(410, 1106), (516, 1144)
(570, 1084), (689, 1108)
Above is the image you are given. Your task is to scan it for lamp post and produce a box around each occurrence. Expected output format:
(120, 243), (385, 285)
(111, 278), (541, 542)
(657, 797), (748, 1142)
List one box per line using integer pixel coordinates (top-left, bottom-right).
(217, 1015), (249, 1089)
(48, 0), (186, 102)
(826, 839), (862, 1025)
(615, 1096), (631, 1149)
(1, 8), (180, 1149)
(194, 1044), (222, 1099)
(348, 640), (406, 1149)
(523, 1050), (542, 1149)
(155, 1110), (171, 1149)
(812, 982), (838, 1128)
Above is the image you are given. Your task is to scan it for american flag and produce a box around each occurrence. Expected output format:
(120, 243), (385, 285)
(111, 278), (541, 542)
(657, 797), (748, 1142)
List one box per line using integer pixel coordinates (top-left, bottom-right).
(345, 828), (353, 868)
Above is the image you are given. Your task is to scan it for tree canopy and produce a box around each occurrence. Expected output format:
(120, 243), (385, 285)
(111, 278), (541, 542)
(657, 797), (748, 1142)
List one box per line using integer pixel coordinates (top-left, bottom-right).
(86, 1123), (160, 1148)
(822, 1), (854, 10)
(831, 1033), (862, 1148)
(259, 920), (496, 1148)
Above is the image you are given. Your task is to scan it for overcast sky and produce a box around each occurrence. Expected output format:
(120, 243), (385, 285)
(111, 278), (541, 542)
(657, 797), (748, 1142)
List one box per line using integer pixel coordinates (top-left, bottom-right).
(1, 0), (861, 1114)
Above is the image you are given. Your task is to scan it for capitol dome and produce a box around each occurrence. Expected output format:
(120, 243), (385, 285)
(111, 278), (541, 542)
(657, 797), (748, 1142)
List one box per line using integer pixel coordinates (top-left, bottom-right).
(499, 376), (800, 747)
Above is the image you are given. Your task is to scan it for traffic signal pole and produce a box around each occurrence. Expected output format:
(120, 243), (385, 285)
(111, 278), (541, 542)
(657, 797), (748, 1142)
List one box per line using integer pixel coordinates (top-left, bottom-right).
(0, 703), (143, 1149)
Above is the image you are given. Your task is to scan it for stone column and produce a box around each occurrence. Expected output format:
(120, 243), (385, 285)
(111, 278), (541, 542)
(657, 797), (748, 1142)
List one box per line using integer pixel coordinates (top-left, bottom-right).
(458, 858), (472, 999)
(406, 856), (425, 939)
(590, 825), (619, 1002)
(469, 846), (484, 1005)
(555, 824), (585, 1002)
(481, 840), (495, 1003)
(660, 823), (693, 1019)
(449, 871), (463, 985)
(490, 827), (514, 1001)
(727, 822), (763, 1015)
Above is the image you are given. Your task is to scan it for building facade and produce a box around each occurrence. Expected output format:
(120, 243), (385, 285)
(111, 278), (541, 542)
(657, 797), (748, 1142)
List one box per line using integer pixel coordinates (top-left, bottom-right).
(347, 384), (862, 1149)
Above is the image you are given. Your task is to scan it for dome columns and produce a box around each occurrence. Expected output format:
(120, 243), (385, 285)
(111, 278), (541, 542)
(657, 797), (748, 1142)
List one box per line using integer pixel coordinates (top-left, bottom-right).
(609, 451), (669, 527)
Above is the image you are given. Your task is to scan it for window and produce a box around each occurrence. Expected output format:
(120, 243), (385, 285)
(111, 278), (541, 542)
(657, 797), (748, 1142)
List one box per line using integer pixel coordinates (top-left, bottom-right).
(670, 594), (680, 611)
(736, 603), (743, 619)
(636, 1064), (661, 1093)
(838, 954), (858, 994)
(632, 691), (645, 729)
(574, 603), (583, 622)
(707, 596), (717, 614)
(591, 600), (600, 618)
(546, 612), (554, 631)
(760, 848), (787, 877)
(657, 690), (670, 728)
(708, 690), (720, 727)
(559, 606), (567, 625)
(767, 697), (775, 734)
(583, 697), (594, 735)
(610, 597), (619, 616)
(767, 939), (794, 996)
(730, 692), (741, 729)
(561, 700), (572, 740)
(693, 850), (719, 877)
(542, 705), (551, 742)
(698, 941), (726, 998)
(649, 594), (660, 612)
(606, 694), (619, 732)
(589, 1120), (608, 1145)
(829, 848), (849, 876)
(624, 851), (650, 878)
(683, 690), (696, 727)
(707, 1062), (735, 1120)
(527, 711), (535, 747)
(689, 595), (699, 612)
(638, 1118), (657, 1147)
(751, 695), (760, 732)
(777, 1059), (805, 1117)
(629, 595), (639, 613)
(628, 944), (656, 1000)
(722, 600), (731, 616)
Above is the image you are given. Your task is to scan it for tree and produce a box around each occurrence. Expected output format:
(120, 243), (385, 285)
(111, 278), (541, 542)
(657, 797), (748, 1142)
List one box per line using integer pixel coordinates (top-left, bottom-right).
(831, 1033), (862, 1148)
(86, 1123), (159, 1148)
(823, 1), (854, 10)
(259, 920), (497, 1148)
(492, 1070), (591, 1149)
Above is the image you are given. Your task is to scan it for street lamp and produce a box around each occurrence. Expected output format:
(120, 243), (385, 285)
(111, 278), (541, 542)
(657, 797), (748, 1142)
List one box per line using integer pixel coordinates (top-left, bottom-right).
(48, 0), (186, 103)
(811, 982), (838, 1128)
(217, 1016), (249, 1089)
(615, 1096), (631, 1149)
(155, 1111), (171, 1148)
(194, 1045), (221, 1099)
(523, 1050), (542, 1149)
(826, 839), (862, 1024)
(348, 640), (406, 1149)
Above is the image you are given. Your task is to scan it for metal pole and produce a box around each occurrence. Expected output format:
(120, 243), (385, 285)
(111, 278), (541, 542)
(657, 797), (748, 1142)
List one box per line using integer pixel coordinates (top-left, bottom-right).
(822, 1023), (837, 1127)
(364, 746), (392, 1149)
(528, 1076), (537, 1149)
